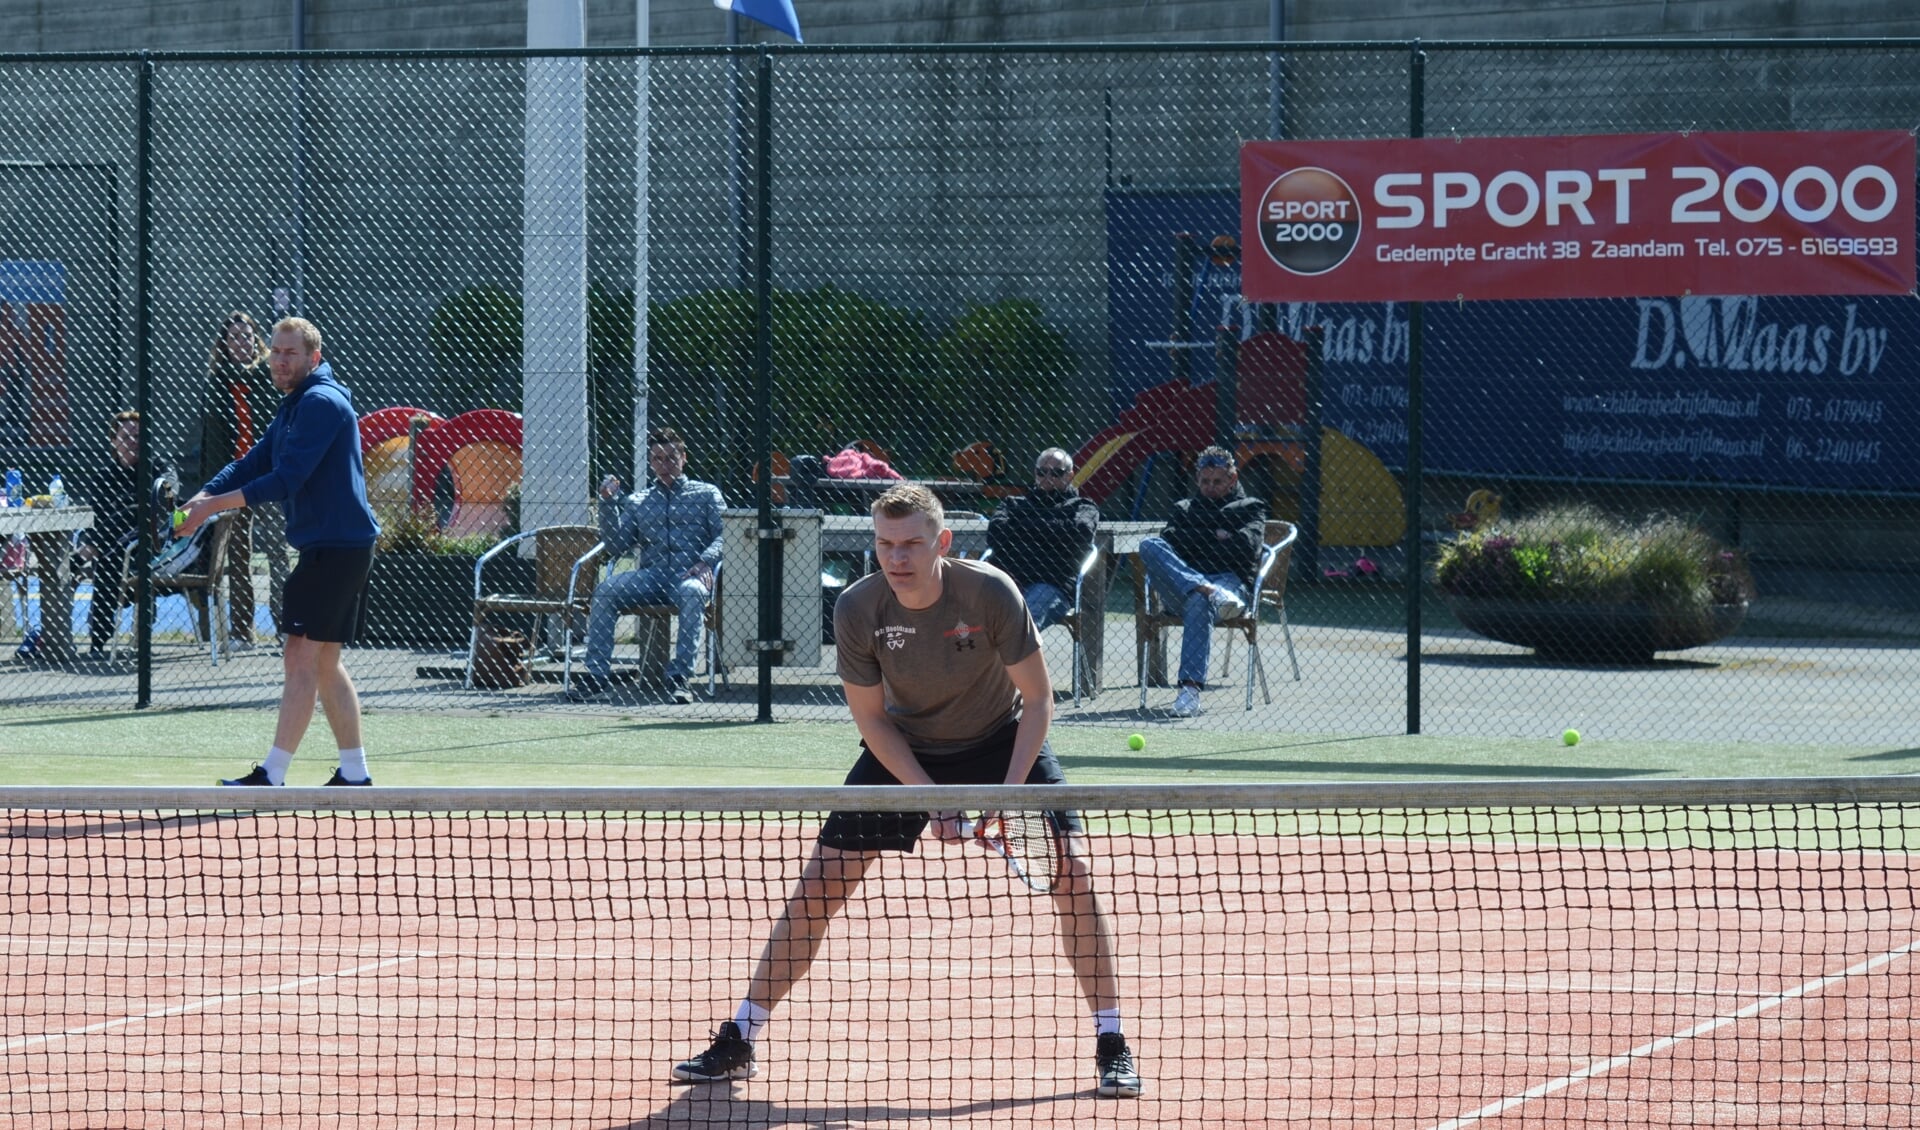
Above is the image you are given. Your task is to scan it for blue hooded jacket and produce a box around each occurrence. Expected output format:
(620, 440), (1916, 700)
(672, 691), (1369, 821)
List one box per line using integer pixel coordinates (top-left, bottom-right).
(204, 361), (379, 550)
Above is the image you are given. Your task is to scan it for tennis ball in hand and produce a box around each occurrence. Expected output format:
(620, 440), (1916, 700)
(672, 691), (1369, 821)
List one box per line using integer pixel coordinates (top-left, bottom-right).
(1127, 733), (1146, 751)
(1562, 728), (1581, 747)
(172, 508), (187, 529)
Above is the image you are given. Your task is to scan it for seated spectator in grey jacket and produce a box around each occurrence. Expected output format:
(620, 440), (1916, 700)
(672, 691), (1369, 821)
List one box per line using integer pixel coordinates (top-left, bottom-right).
(985, 447), (1098, 631)
(568, 427), (724, 704)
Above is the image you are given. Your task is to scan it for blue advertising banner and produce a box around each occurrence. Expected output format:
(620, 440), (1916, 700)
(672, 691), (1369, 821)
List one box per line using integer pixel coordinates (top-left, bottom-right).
(1106, 189), (1919, 494)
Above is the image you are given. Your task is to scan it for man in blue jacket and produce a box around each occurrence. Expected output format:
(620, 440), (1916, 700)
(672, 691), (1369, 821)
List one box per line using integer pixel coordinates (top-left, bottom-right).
(177, 317), (381, 787)
(567, 425), (724, 705)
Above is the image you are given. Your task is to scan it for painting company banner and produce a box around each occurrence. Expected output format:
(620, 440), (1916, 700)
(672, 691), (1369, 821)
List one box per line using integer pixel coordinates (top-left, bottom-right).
(1106, 189), (1919, 493)
(1240, 131), (1916, 303)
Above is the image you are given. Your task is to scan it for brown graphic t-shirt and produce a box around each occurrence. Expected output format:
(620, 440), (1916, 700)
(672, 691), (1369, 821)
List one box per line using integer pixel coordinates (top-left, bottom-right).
(834, 557), (1042, 756)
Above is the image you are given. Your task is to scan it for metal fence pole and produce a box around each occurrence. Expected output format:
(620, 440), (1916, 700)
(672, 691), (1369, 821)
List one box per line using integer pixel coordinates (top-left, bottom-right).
(135, 53), (154, 709)
(1404, 40), (1426, 736)
(753, 46), (778, 723)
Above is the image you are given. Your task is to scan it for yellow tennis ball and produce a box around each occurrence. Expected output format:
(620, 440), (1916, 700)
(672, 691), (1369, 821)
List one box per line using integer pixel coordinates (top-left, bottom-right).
(1127, 733), (1145, 751)
(172, 508), (187, 528)
(1562, 728), (1581, 747)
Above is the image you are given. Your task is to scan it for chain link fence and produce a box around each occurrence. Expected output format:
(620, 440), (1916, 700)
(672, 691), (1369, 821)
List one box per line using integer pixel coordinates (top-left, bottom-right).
(2, 43), (1916, 749)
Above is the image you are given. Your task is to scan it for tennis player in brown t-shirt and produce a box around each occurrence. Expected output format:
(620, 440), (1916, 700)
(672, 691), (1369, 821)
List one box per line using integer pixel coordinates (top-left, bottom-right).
(671, 483), (1142, 1098)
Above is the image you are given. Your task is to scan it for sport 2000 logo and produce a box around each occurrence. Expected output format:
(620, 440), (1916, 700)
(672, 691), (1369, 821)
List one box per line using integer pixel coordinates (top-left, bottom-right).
(1256, 167), (1362, 276)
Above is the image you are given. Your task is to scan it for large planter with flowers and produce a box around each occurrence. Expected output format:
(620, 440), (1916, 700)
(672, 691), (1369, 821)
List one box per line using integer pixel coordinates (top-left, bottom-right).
(1434, 506), (1755, 664)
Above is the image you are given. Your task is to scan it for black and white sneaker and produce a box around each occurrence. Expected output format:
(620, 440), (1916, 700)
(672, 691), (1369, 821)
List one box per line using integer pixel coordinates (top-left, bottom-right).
(672, 1021), (757, 1082)
(323, 769), (373, 786)
(668, 679), (695, 705)
(218, 764), (279, 787)
(1095, 1031), (1142, 1097)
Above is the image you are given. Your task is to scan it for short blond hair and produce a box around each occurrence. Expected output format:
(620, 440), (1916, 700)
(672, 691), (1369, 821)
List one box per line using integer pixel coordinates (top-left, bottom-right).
(272, 316), (323, 354)
(871, 482), (943, 530)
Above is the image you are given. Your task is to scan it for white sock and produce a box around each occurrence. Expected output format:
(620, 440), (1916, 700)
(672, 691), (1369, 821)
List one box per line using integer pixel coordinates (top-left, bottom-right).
(732, 1000), (771, 1044)
(262, 746), (294, 786)
(337, 746), (368, 782)
(1093, 1008), (1122, 1036)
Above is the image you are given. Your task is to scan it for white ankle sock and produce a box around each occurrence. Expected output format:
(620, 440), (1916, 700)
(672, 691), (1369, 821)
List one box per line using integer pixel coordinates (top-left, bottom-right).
(262, 746), (294, 786)
(337, 747), (368, 782)
(732, 1000), (770, 1044)
(1094, 1008), (1122, 1036)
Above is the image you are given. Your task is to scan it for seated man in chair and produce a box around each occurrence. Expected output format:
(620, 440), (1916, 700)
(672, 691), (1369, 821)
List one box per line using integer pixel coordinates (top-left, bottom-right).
(985, 447), (1098, 631)
(568, 426), (724, 704)
(1137, 446), (1267, 718)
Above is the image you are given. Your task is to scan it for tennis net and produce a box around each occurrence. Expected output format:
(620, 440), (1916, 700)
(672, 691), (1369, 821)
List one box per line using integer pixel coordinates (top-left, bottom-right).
(4, 778), (1917, 1128)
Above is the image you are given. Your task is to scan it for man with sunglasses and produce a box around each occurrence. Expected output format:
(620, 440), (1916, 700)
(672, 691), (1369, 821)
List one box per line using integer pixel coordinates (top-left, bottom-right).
(1136, 445), (1267, 717)
(984, 447), (1099, 632)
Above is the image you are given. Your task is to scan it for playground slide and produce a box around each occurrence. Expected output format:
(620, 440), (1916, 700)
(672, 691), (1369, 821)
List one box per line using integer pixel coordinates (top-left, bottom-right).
(1073, 331), (1404, 546)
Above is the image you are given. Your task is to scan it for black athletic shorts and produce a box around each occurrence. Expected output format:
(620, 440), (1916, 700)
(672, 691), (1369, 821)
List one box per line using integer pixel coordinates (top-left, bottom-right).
(817, 717), (1082, 852)
(282, 544), (374, 644)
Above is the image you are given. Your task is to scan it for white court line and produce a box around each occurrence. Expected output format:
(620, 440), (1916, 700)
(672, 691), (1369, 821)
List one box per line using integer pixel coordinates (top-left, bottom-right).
(1424, 936), (1920, 1130)
(1, 952), (432, 1054)
(2, 934), (1858, 1002)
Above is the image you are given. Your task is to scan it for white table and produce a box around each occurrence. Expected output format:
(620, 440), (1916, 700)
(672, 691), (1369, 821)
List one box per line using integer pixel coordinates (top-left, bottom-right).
(0, 506), (95, 664)
(819, 514), (1162, 697)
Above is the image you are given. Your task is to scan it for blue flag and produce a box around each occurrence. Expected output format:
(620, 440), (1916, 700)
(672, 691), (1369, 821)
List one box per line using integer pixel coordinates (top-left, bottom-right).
(715, 0), (802, 41)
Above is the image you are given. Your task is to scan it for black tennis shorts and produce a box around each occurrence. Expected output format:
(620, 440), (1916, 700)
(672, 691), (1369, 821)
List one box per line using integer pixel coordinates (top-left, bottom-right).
(817, 717), (1082, 853)
(282, 544), (374, 644)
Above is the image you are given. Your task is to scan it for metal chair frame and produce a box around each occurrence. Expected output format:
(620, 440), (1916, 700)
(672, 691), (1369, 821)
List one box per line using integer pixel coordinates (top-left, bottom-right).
(1137, 519), (1301, 712)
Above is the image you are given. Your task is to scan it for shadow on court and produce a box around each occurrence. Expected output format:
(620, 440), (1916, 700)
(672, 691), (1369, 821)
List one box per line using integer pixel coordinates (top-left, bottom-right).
(1850, 747), (1920, 763)
(619, 1086), (1094, 1128)
(1063, 751), (1662, 778)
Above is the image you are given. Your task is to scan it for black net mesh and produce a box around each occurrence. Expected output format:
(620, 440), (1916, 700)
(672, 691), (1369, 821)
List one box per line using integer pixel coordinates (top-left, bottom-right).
(0, 46), (1914, 749)
(5, 780), (1918, 1126)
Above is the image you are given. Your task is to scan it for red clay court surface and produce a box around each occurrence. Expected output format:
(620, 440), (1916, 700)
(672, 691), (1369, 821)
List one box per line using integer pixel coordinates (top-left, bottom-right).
(3, 809), (1916, 1128)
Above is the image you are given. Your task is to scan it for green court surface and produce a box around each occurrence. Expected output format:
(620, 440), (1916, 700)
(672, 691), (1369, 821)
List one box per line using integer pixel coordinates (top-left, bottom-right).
(1, 706), (1912, 788)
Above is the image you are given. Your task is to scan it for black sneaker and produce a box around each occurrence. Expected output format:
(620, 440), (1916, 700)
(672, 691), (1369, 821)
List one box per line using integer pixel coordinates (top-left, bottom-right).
(218, 764), (279, 787)
(668, 679), (695, 705)
(671, 1021), (757, 1082)
(564, 673), (608, 703)
(323, 769), (373, 786)
(1095, 1031), (1142, 1098)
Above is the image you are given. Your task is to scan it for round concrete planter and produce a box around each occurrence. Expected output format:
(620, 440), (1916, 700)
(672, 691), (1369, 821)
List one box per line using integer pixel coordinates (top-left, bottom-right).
(1444, 595), (1750, 663)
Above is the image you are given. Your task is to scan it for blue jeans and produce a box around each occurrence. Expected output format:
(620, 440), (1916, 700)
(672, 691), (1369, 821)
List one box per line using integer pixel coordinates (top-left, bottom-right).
(1137, 537), (1246, 688)
(1023, 581), (1071, 632)
(584, 564), (709, 682)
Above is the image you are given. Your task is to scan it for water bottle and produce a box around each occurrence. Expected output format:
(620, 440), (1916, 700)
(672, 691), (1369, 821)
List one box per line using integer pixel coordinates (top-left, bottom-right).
(48, 473), (67, 509)
(3, 468), (20, 508)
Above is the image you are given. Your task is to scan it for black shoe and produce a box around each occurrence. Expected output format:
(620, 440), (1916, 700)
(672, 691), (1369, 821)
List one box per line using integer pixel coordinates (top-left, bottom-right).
(219, 764), (280, 787)
(564, 673), (608, 703)
(323, 769), (373, 786)
(671, 1021), (757, 1082)
(669, 679), (695, 705)
(1095, 1031), (1142, 1098)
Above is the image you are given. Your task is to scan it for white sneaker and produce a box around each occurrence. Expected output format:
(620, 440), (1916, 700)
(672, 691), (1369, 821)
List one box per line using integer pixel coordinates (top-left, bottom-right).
(1171, 685), (1202, 717)
(1209, 589), (1246, 622)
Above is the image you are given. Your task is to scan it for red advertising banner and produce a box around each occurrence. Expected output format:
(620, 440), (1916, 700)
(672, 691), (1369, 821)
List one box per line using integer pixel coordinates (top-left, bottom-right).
(1241, 131), (1915, 303)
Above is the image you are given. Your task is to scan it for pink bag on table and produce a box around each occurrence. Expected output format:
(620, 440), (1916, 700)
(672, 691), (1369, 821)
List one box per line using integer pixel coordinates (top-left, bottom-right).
(825, 448), (902, 480)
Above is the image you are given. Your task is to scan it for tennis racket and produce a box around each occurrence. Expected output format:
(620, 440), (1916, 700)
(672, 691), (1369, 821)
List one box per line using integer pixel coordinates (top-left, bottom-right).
(961, 809), (1066, 894)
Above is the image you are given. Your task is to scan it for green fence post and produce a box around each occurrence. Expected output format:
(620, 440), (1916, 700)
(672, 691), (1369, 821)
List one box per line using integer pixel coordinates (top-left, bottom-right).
(135, 52), (154, 709)
(753, 45), (779, 724)
(1405, 40), (1426, 736)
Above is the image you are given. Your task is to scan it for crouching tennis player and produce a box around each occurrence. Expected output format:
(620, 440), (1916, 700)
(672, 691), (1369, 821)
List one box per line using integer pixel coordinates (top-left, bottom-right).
(670, 483), (1141, 1098)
